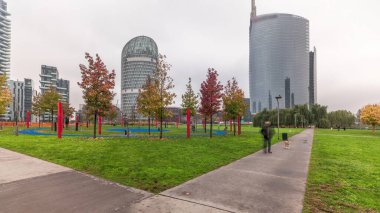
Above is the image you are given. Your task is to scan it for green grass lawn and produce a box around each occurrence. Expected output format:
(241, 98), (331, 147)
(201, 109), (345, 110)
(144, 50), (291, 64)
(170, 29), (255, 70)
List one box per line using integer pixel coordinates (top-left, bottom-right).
(304, 129), (380, 212)
(0, 125), (302, 193)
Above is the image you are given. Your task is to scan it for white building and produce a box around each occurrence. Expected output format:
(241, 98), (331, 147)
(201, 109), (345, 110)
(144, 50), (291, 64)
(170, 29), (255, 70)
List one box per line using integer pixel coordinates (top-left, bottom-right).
(121, 36), (158, 119)
(9, 80), (25, 121)
(0, 0), (10, 76)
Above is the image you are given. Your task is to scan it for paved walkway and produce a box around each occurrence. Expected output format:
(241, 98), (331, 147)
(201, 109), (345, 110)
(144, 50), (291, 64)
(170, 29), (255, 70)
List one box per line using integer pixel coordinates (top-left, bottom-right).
(0, 148), (152, 213)
(129, 129), (315, 212)
(0, 129), (314, 213)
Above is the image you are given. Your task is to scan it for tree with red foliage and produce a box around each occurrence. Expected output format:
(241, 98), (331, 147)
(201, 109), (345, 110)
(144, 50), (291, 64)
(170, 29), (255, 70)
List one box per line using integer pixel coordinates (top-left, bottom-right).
(199, 68), (223, 138)
(78, 53), (116, 138)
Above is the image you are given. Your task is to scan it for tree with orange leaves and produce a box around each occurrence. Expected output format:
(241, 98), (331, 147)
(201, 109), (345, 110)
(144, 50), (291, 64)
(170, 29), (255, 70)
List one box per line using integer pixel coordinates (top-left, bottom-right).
(0, 74), (11, 115)
(78, 53), (116, 138)
(360, 104), (380, 133)
(223, 77), (247, 136)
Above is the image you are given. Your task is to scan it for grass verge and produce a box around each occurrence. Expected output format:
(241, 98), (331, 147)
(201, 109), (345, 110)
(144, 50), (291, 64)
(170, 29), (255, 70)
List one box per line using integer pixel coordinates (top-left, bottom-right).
(304, 129), (380, 212)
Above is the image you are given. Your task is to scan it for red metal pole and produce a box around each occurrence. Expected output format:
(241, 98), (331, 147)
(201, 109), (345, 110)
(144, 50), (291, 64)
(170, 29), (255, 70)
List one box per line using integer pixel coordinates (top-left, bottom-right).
(57, 102), (62, 139)
(187, 108), (190, 139)
(26, 111), (30, 128)
(98, 116), (102, 135)
(238, 115), (241, 135)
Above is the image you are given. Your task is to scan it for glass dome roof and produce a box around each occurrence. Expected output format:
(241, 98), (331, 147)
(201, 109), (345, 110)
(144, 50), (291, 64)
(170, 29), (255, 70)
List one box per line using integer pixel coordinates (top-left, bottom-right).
(122, 36), (158, 58)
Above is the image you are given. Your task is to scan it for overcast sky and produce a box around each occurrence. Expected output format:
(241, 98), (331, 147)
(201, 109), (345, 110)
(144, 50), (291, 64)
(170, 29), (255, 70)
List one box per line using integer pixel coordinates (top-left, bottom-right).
(9, 0), (380, 113)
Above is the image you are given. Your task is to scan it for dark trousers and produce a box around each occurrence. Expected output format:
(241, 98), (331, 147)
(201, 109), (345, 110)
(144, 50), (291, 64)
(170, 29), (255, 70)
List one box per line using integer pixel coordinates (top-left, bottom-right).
(263, 138), (271, 152)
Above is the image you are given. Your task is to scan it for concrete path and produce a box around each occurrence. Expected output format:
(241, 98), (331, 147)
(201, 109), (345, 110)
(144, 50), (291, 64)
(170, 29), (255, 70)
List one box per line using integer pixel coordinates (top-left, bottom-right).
(0, 148), (152, 213)
(129, 129), (314, 213)
(1, 129), (314, 213)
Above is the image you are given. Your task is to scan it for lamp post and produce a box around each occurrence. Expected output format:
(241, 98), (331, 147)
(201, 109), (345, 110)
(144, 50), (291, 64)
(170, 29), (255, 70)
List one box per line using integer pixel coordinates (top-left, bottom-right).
(275, 95), (282, 140)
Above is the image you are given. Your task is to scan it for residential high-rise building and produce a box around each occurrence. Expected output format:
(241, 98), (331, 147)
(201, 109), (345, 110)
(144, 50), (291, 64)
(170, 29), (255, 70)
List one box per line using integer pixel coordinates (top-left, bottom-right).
(7, 78), (35, 121)
(39, 65), (70, 103)
(24, 78), (34, 119)
(249, 0), (314, 113)
(57, 78), (70, 103)
(309, 47), (317, 105)
(121, 36), (158, 119)
(0, 0), (10, 76)
(9, 80), (25, 121)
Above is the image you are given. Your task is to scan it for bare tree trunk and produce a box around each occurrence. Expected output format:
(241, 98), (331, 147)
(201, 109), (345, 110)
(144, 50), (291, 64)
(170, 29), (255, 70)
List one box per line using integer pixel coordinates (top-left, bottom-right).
(233, 118), (236, 136)
(148, 113), (151, 135)
(51, 109), (53, 131)
(160, 108), (163, 139)
(204, 116), (207, 133)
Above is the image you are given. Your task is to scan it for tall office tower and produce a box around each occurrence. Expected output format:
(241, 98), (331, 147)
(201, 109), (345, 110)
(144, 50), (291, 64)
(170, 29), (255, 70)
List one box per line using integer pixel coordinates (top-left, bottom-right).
(309, 47), (317, 105)
(0, 0), (10, 76)
(24, 78), (34, 119)
(249, 0), (311, 113)
(121, 36), (158, 119)
(39, 65), (70, 103)
(244, 98), (252, 122)
(9, 80), (25, 121)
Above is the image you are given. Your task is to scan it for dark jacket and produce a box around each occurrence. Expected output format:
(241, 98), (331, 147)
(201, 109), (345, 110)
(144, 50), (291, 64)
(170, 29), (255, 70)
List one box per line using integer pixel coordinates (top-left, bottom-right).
(261, 126), (275, 140)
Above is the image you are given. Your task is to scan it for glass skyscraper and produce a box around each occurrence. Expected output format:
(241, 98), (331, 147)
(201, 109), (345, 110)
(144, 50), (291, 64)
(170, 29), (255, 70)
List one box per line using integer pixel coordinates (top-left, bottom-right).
(249, 0), (313, 113)
(309, 47), (317, 105)
(0, 0), (10, 76)
(121, 36), (158, 118)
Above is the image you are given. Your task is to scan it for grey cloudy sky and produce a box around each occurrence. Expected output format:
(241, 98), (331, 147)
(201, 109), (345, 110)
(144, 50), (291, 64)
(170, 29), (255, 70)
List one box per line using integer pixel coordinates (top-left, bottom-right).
(9, 0), (380, 113)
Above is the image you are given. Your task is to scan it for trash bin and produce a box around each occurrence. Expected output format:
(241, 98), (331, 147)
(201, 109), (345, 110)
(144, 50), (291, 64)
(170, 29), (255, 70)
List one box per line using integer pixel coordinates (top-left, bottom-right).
(282, 133), (288, 141)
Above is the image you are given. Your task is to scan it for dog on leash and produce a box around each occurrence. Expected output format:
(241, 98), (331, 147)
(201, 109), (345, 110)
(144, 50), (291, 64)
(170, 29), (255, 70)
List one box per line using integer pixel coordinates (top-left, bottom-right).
(283, 140), (291, 149)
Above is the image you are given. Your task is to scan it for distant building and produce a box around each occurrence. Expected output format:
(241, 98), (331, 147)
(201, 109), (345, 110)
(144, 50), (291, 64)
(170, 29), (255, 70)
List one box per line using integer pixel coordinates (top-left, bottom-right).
(243, 98), (252, 122)
(249, 0), (315, 113)
(39, 65), (70, 103)
(57, 78), (70, 103)
(39, 65), (70, 121)
(309, 47), (317, 105)
(9, 80), (25, 121)
(0, 0), (10, 76)
(7, 78), (35, 121)
(166, 107), (182, 123)
(121, 36), (158, 119)
(24, 78), (34, 120)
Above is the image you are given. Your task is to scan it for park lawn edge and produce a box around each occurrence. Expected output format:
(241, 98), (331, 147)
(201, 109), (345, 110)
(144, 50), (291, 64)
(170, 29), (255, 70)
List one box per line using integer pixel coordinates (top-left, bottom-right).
(0, 126), (303, 193)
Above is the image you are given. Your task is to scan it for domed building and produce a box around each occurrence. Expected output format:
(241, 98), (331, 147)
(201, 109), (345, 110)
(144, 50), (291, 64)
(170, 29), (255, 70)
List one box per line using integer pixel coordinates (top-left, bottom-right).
(121, 36), (158, 119)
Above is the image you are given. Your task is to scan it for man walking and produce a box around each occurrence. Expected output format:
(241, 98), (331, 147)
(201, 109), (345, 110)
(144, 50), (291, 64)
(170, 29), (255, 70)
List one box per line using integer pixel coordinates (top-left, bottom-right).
(261, 121), (275, 154)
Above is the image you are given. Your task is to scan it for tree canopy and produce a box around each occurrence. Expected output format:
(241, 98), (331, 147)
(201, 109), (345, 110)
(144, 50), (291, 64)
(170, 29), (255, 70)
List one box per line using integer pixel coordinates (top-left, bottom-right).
(199, 68), (223, 138)
(78, 53), (116, 138)
(0, 74), (11, 115)
(154, 54), (176, 139)
(223, 77), (247, 135)
(181, 78), (198, 116)
(223, 77), (247, 120)
(360, 104), (380, 133)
